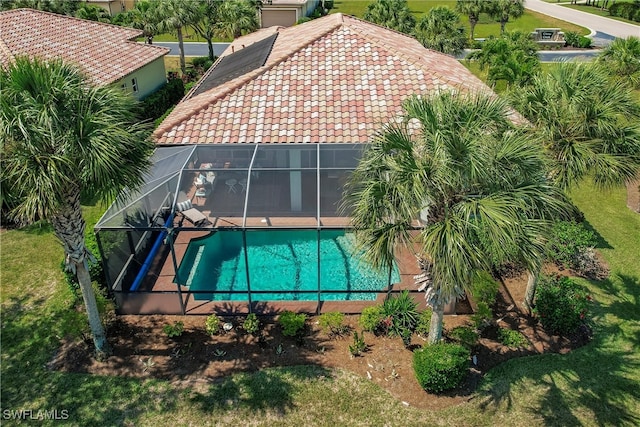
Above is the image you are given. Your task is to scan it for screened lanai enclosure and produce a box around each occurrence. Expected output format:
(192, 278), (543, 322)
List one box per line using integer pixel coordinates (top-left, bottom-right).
(94, 144), (419, 315)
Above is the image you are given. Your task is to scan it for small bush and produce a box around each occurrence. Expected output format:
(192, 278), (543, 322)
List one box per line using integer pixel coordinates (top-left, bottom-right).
(318, 312), (349, 337)
(279, 311), (307, 337)
(578, 36), (592, 49)
(415, 309), (432, 337)
(609, 2), (640, 21)
(140, 77), (185, 121)
(534, 275), (591, 335)
(348, 331), (367, 356)
(359, 305), (384, 332)
(498, 328), (528, 348)
(471, 301), (493, 331)
(163, 321), (184, 338)
(448, 326), (479, 349)
(564, 31), (580, 48)
(413, 343), (470, 394)
(205, 315), (221, 336)
(242, 313), (260, 336)
(546, 220), (597, 271)
(382, 290), (419, 337)
(471, 271), (499, 306)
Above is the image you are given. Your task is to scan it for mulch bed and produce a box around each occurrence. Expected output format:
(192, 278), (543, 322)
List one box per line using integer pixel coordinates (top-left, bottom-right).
(48, 271), (591, 410)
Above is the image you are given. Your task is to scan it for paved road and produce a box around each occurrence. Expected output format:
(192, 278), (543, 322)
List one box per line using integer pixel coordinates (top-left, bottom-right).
(526, 0), (639, 40)
(154, 42), (230, 57)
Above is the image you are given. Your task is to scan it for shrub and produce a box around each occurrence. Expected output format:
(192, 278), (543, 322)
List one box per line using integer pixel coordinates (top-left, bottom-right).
(278, 311), (307, 337)
(140, 77), (185, 122)
(163, 321), (184, 338)
(534, 275), (591, 335)
(448, 326), (479, 349)
(318, 311), (349, 337)
(471, 271), (499, 306)
(578, 36), (592, 49)
(348, 331), (367, 356)
(546, 220), (597, 270)
(242, 313), (260, 336)
(205, 315), (221, 336)
(564, 31), (580, 48)
(471, 301), (493, 331)
(498, 328), (528, 348)
(415, 309), (432, 337)
(381, 290), (419, 337)
(359, 305), (384, 332)
(413, 343), (470, 394)
(609, 2), (640, 21)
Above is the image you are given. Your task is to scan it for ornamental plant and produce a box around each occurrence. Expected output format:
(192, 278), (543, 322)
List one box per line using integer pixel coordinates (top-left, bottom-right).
(242, 313), (260, 336)
(381, 290), (419, 338)
(359, 305), (384, 333)
(318, 312), (349, 337)
(413, 343), (470, 394)
(163, 321), (184, 338)
(278, 311), (307, 338)
(534, 275), (591, 335)
(205, 315), (221, 336)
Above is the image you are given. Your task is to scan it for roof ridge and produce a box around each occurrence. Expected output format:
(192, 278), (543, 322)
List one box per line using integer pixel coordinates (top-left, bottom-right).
(0, 37), (15, 64)
(154, 14), (345, 140)
(1, 8), (143, 39)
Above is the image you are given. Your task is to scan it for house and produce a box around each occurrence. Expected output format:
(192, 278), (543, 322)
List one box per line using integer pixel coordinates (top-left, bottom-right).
(261, 0), (319, 28)
(0, 8), (169, 100)
(154, 13), (508, 145)
(85, 0), (133, 16)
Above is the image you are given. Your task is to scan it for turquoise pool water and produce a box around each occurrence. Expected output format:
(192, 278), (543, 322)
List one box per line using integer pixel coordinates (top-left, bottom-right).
(177, 230), (400, 301)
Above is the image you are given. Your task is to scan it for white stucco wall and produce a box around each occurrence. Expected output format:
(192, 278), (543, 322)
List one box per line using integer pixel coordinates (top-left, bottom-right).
(116, 57), (167, 100)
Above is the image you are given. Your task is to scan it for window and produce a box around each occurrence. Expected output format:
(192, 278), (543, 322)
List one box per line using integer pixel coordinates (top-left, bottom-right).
(120, 82), (127, 91)
(131, 78), (138, 93)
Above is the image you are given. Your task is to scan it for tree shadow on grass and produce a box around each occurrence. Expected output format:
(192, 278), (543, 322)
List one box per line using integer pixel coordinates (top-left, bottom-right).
(0, 295), (179, 425)
(475, 284), (640, 427)
(189, 365), (333, 416)
(581, 218), (614, 250)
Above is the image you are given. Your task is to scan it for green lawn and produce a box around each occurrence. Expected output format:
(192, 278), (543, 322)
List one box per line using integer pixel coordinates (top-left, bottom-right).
(561, 3), (640, 25)
(331, 0), (589, 36)
(2, 183), (639, 425)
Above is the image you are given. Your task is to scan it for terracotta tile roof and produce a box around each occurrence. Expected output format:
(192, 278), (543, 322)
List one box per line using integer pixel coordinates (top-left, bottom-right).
(155, 14), (517, 145)
(0, 8), (168, 85)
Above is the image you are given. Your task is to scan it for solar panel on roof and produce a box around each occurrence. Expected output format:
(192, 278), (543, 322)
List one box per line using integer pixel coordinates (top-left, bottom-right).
(189, 33), (278, 98)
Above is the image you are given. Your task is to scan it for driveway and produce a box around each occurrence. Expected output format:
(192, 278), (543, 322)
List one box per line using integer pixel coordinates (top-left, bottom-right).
(525, 0), (639, 39)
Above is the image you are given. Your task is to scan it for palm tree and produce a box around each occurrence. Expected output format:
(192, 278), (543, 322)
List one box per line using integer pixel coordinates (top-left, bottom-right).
(362, 0), (416, 35)
(155, 0), (199, 74)
(509, 61), (640, 308)
(75, 3), (112, 23)
(122, 0), (160, 45)
(214, 0), (260, 40)
(190, 0), (221, 60)
(467, 32), (540, 88)
(0, 57), (154, 355)
(345, 92), (569, 343)
(455, 0), (485, 41)
(414, 6), (467, 55)
(597, 36), (640, 88)
(486, 0), (525, 35)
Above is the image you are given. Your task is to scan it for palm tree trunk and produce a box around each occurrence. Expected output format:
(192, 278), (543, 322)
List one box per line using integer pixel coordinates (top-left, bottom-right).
(523, 269), (538, 313)
(206, 37), (215, 60)
(469, 18), (478, 41)
(50, 187), (110, 356)
(500, 20), (507, 36)
(427, 301), (445, 344)
(177, 26), (186, 74)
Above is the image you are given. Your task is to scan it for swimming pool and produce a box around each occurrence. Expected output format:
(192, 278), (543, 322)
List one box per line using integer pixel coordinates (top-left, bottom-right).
(177, 230), (400, 301)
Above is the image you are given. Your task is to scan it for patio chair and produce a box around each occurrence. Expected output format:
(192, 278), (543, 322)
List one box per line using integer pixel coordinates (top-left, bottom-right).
(175, 199), (207, 226)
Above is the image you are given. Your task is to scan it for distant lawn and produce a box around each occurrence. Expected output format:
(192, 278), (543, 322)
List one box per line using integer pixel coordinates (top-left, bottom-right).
(331, 0), (588, 36)
(561, 3), (640, 25)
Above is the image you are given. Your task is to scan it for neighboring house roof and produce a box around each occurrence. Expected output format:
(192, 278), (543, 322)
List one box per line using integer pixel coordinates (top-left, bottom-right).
(154, 13), (514, 145)
(0, 8), (169, 86)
